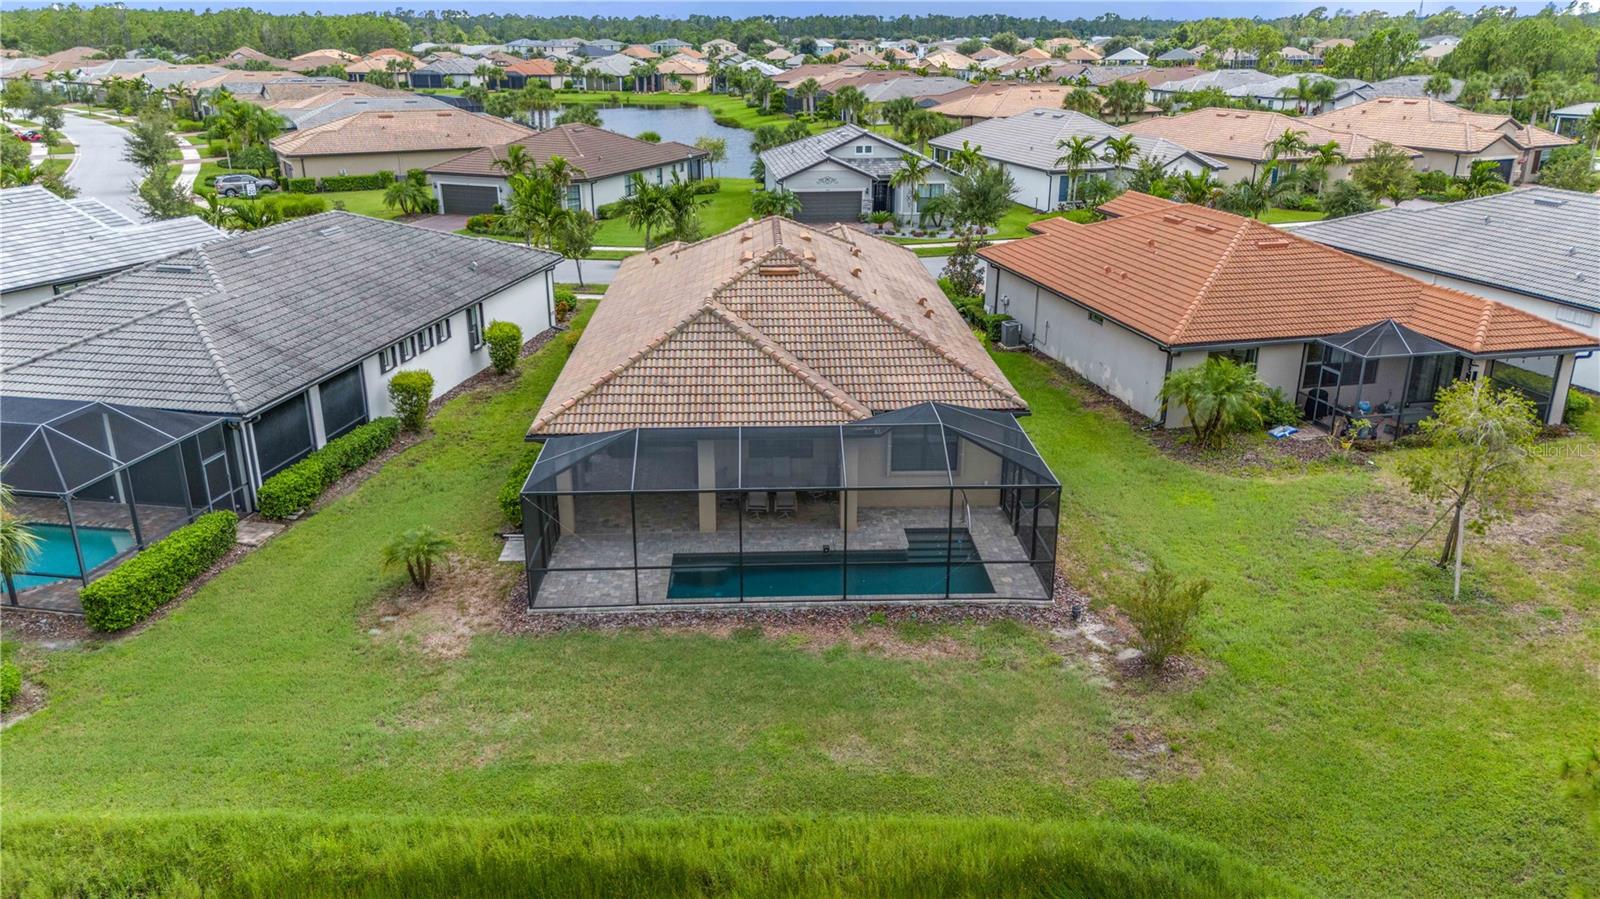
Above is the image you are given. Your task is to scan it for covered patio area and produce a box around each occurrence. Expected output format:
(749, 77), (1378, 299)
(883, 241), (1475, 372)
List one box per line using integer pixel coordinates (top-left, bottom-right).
(520, 404), (1061, 610)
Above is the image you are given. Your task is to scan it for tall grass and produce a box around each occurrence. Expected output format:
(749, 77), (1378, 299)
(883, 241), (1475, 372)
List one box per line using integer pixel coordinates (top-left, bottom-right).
(0, 813), (1303, 898)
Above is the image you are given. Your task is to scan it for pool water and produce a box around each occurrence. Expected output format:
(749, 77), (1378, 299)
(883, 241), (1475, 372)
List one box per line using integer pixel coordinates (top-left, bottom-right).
(12, 524), (134, 590)
(667, 529), (995, 600)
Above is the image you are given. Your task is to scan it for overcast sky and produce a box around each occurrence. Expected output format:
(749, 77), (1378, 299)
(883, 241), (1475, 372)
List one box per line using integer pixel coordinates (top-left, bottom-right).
(0, 1), (1511, 18)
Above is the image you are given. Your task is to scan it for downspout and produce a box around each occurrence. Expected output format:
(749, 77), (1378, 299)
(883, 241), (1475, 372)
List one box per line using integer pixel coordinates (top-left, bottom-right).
(1154, 350), (1175, 429)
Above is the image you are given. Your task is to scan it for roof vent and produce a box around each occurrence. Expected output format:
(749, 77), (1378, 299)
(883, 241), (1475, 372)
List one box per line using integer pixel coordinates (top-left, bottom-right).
(922, 308), (935, 318)
(850, 266), (862, 278)
(802, 249), (815, 262)
(242, 245), (273, 257)
(1162, 213), (1185, 224)
(315, 225), (343, 236)
(739, 230), (753, 242)
(154, 263), (195, 273)
(850, 246), (861, 257)
(800, 230), (812, 241)
(1483, 215), (1491, 224)
(740, 249), (754, 262)
(917, 296), (929, 306)
(758, 262), (800, 277)
(651, 255), (661, 265)
(1256, 238), (1290, 248)
(1193, 223), (1218, 234)
(1534, 197), (1567, 208)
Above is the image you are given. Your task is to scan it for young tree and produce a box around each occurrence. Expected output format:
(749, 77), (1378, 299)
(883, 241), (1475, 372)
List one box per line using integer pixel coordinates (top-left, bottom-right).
(1157, 355), (1267, 448)
(1351, 141), (1416, 206)
(132, 168), (195, 220)
(1536, 145), (1600, 193)
(381, 526), (453, 590)
(620, 173), (673, 248)
(1424, 71), (1455, 99)
(122, 113), (178, 171)
(1118, 559), (1211, 671)
(692, 136), (726, 177)
(948, 160), (1016, 233)
(553, 209), (599, 285)
(1460, 159), (1511, 198)
(555, 104), (601, 127)
(888, 151), (931, 218)
(1320, 180), (1377, 219)
(1397, 379), (1540, 598)
(1175, 170), (1223, 206)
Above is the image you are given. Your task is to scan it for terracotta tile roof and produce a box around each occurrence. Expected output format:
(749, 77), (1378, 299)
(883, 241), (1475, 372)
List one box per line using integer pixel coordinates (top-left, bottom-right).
(930, 84), (1099, 120)
(503, 58), (557, 76)
(530, 217), (1025, 436)
(1097, 192), (1178, 218)
(657, 56), (708, 75)
(1125, 107), (1408, 163)
(1018, 47), (1053, 60)
(978, 196), (1595, 355)
(427, 124), (705, 180)
(1062, 47), (1102, 62)
(1307, 98), (1573, 153)
(270, 109), (534, 157)
(623, 44), (661, 59)
(1120, 65), (1205, 87)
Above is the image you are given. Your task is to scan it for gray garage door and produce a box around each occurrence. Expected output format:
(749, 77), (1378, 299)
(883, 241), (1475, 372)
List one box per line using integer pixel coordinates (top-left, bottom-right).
(794, 191), (861, 224)
(438, 183), (500, 215)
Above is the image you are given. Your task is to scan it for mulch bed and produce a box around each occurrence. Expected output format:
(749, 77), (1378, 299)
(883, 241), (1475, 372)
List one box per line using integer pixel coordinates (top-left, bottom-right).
(499, 569), (1089, 637)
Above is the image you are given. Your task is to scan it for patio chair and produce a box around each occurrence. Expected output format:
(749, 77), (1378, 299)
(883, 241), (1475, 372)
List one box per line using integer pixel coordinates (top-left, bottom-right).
(744, 492), (771, 516)
(773, 491), (797, 518)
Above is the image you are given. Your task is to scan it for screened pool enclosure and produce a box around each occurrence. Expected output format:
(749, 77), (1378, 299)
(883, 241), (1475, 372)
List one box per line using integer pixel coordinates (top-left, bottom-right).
(0, 396), (246, 611)
(520, 404), (1061, 610)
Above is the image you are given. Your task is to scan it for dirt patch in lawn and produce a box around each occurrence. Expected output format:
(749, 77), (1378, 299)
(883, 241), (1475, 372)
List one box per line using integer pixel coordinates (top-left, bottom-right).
(367, 554), (519, 659)
(1, 681), (47, 729)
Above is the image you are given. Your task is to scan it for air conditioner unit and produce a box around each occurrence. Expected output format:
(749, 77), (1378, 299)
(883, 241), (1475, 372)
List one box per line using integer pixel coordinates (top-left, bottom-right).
(998, 319), (1024, 350)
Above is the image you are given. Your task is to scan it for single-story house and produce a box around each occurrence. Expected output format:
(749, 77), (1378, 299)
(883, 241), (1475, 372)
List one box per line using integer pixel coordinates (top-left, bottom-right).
(1147, 68), (1278, 107)
(760, 124), (952, 223)
(1124, 107), (1406, 185)
(1308, 98), (1573, 183)
(919, 50), (977, 77)
(978, 194), (1594, 435)
(409, 55), (486, 89)
(1296, 188), (1600, 393)
(1310, 38), (1355, 62)
(657, 55), (711, 92)
(1102, 47), (1149, 65)
(623, 44), (661, 60)
(502, 57), (563, 90)
(649, 38), (692, 55)
(928, 84), (1099, 126)
(1155, 48), (1199, 64)
(928, 109), (1226, 211)
(1062, 47), (1101, 63)
(1551, 102), (1597, 138)
(273, 93), (457, 131)
(0, 186), (223, 314)
(270, 108), (534, 179)
(582, 52), (642, 91)
(426, 124), (707, 216)
(1, 212), (560, 518)
(1277, 45), (1314, 65)
(518, 216), (1059, 611)
(1223, 74), (1373, 114)
(1367, 74), (1463, 102)
(703, 38), (741, 57)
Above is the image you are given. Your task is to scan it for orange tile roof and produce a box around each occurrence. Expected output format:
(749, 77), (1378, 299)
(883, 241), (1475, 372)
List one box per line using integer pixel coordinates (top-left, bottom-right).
(530, 217), (1025, 436)
(1018, 47), (1053, 60)
(1125, 107), (1408, 163)
(1307, 98), (1573, 153)
(1097, 192), (1178, 218)
(270, 109), (534, 157)
(930, 84), (1098, 120)
(979, 196), (1595, 354)
(1062, 47), (1102, 62)
(623, 44), (661, 59)
(503, 57), (557, 76)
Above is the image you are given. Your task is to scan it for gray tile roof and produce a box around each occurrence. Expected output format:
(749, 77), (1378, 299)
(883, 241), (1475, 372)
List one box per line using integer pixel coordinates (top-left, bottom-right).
(1, 213), (561, 415)
(281, 94), (456, 131)
(1150, 68), (1279, 94)
(929, 108), (1227, 173)
(1295, 187), (1600, 313)
(417, 56), (484, 76)
(1224, 74), (1371, 102)
(1368, 75), (1463, 101)
(761, 124), (939, 182)
(0, 187), (224, 294)
(857, 76), (969, 103)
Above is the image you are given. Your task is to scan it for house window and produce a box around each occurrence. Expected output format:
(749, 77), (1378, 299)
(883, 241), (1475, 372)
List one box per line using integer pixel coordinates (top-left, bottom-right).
(1058, 177), (1071, 203)
(418, 327), (434, 352)
(378, 345), (398, 373)
(1088, 311), (1105, 325)
(433, 319), (451, 344)
(399, 335), (416, 362)
(467, 303), (485, 350)
(855, 144), (873, 155)
(624, 178), (637, 197)
(933, 147), (949, 162)
(1210, 347), (1259, 367)
(888, 429), (959, 473)
(565, 184), (581, 210)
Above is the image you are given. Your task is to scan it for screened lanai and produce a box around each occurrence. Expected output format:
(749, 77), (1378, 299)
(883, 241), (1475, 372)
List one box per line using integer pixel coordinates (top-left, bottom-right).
(520, 403), (1061, 610)
(0, 396), (247, 612)
(1297, 320), (1468, 442)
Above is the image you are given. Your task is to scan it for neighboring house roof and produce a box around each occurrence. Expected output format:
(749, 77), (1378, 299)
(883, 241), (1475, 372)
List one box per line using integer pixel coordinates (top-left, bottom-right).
(0, 187), (223, 295)
(1225, 73), (1372, 104)
(428, 124), (706, 181)
(40, 46), (103, 66)
(585, 53), (642, 77)
(764, 46), (794, 61)
(257, 80), (402, 106)
(835, 52), (883, 67)
(415, 56), (482, 76)
(929, 84), (1097, 120)
(1062, 47), (1102, 62)
(919, 50), (976, 70)
(623, 44), (661, 59)
(1367, 75), (1463, 101)
(1018, 47), (1053, 60)
(276, 94), (456, 131)
(1095, 191), (1178, 218)
(1552, 101), (1598, 117)
(971, 46), (1007, 60)
(1124, 107), (1408, 163)
(1308, 97), (1573, 153)
(979, 197), (1595, 354)
(1121, 65), (1205, 88)
(856, 75), (968, 104)
(1294, 187), (1600, 314)
(761, 124), (941, 182)
(886, 47), (917, 61)
(270, 109), (534, 157)
(503, 58), (558, 76)
(1, 213), (560, 416)
(1312, 38), (1356, 51)
(528, 216), (1024, 436)
(657, 56), (708, 75)
(732, 58), (783, 76)
(1104, 47), (1149, 63)
(1156, 48), (1199, 62)
(1278, 46), (1313, 60)
(1150, 67), (1278, 94)
(929, 109), (1226, 173)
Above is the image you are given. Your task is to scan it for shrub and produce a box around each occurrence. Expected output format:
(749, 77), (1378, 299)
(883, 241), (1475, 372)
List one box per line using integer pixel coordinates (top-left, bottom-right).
(484, 321), (522, 374)
(256, 418), (400, 519)
(1254, 386), (1301, 428)
(318, 171), (394, 192)
(1118, 559), (1210, 670)
(712, 114), (740, 127)
(381, 527), (453, 590)
(1415, 170), (1452, 193)
(262, 193), (329, 219)
(595, 200), (625, 220)
(79, 511), (238, 632)
(1562, 387), (1593, 426)
(691, 179), (721, 195)
(0, 659), (19, 710)
(388, 371), (434, 432)
(553, 285), (577, 322)
(1158, 356), (1268, 448)
(499, 444), (541, 527)
(205, 140), (229, 158)
(466, 213), (502, 233)
(983, 313), (1014, 343)
(174, 118), (206, 132)
(282, 176), (317, 194)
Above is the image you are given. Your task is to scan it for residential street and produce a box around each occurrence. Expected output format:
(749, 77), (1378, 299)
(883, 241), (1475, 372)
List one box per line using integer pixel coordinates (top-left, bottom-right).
(59, 111), (142, 219)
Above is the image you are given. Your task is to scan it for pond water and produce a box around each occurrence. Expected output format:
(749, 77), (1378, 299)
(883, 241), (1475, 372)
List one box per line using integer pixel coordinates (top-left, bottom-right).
(583, 105), (759, 180)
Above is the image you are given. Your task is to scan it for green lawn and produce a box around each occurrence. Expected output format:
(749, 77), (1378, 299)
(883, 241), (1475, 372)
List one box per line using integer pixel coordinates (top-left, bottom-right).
(3, 304), (1598, 896)
(593, 177), (757, 246)
(1260, 207), (1328, 224)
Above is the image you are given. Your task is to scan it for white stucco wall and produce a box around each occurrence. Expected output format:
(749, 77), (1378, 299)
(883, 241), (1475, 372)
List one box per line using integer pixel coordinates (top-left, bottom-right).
(1360, 259), (1599, 393)
(0, 283), (56, 315)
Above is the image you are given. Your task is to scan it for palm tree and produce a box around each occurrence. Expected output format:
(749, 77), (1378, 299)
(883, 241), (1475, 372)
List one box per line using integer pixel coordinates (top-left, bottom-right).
(889, 152), (932, 219)
(222, 199), (280, 231)
(1054, 134), (1097, 205)
(1278, 75), (1318, 115)
(1157, 356), (1266, 449)
(504, 170), (570, 249)
(1458, 73), (1491, 110)
(494, 144), (534, 178)
(621, 174), (673, 248)
(1175, 170), (1222, 206)
(543, 155), (575, 194)
(1461, 160), (1510, 198)
(0, 479), (42, 605)
(832, 85), (868, 124)
(1061, 87), (1103, 117)
(381, 526), (453, 590)
(475, 63), (504, 91)
(1424, 71), (1455, 100)
(880, 96), (919, 131)
(382, 177), (433, 217)
(1495, 68), (1531, 119)
(1098, 79), (1147, 124)
(947, 140), (985, 173)
(1584, 107), (1600, 152)
(1305, 140), (1346, 194)
(1267, 128), (1310, 162)
(1101, 134), (1138, 179)
(751, 188), (803, 219)
(1220, 170), (1275, 219)
(794, 77), (820, 115)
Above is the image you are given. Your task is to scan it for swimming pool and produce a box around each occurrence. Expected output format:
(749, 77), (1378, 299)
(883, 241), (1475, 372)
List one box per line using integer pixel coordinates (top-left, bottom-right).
(667, 529), (995, 600)
(12, 524), (134, 590)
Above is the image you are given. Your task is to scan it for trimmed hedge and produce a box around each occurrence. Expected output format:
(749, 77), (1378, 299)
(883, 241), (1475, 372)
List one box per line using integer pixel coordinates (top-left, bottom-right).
(389, 371), (434, 432)
(319, 171), (395, 192)
(79, 511), (238, 632)
(595, 200), (625, 220)
(692, 179), (721, 195)
(1564, 388), (1593, 425)
(499, 444), (542, 527)
(257, 418), (400, 520)
(282, 176), (318, 194)
(485, 321), (522, 375)
(983, 313), (1014, 343)
(0, 659), (19, 711)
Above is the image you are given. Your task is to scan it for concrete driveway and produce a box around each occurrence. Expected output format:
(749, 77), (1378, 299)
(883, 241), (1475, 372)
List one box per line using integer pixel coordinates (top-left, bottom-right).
(405, 213), (469, 232)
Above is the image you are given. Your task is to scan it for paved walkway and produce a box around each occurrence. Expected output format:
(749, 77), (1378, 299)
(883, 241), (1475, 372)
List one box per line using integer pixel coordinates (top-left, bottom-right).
(174, 134), (201, 193)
